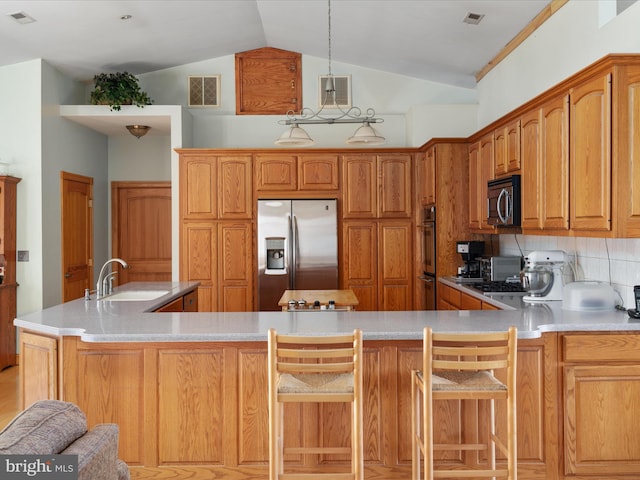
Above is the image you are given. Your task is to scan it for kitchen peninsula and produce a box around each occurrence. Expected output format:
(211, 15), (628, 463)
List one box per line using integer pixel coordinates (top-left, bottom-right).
(15, 281), (640, 480)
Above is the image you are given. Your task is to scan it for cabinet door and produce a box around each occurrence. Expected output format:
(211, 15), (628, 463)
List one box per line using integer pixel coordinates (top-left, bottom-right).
(218, 222), (253, 312)
(506, 120), (521, 173)
(180, 156), (217, 220)
(218, 156), (252, 219)
(468, 141), (481, 230)
(617, 65), (640, 236)
(460, 292), (482, 310)
(255, 154), (297, 191)
(378, 221), (412, 310)
(378, 154), (412, 218)
(540, 94), (570, 230)
(181, 222), (217, 312)
(0, 285), (16, 369)
(235, 47), (301, 115)
(19, 331), (58, 408)
(342, 222), (377, 310)
(564, 364), (640, 476)
(342, 155), (377, 218)
(494, 128), (506, 177)
(521, 109), (542, 230)
(570, 73), (612, 232)
(422, 148), (436, 205)
(298, 154), (339, 190)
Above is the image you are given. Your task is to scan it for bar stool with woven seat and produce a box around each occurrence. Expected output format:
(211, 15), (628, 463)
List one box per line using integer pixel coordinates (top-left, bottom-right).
(268, 328), (363, 480)
(411, 326), (517, 480)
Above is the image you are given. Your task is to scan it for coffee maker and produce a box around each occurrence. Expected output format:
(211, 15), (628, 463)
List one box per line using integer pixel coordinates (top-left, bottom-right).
(456, 241), (485, 278)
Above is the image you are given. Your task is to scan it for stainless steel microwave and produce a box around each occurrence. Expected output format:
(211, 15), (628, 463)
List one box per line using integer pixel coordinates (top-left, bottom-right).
(487, 175), (521, 226)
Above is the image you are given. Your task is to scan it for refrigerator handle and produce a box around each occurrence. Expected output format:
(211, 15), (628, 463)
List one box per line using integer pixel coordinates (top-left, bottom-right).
(288, 215), (294, 288)
(293, 215), (299, 274)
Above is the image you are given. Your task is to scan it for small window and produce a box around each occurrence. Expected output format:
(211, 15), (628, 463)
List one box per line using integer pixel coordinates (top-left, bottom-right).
(318, 75), (351, 109)
(188, 75), (220, 107)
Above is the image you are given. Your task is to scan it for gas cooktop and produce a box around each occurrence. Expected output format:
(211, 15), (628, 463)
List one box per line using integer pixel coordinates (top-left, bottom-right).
(469, 280), (527, 295)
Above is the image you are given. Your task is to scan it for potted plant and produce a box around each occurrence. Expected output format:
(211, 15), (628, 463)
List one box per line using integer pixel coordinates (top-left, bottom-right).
(89, 71), (153, 111)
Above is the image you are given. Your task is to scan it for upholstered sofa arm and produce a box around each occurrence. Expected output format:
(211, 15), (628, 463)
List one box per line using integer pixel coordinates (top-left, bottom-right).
(61, 424), (129, 480)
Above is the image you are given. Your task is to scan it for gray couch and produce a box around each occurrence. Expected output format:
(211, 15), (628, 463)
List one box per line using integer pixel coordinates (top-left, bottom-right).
(0, 400), (129, 480)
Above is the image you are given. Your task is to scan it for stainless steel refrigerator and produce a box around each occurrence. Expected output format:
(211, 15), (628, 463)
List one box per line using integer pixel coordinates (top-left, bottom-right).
(258, 199), (338, 311)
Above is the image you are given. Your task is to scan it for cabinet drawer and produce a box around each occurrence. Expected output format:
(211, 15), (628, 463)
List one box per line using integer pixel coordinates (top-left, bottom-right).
(563, 334), (640, 362)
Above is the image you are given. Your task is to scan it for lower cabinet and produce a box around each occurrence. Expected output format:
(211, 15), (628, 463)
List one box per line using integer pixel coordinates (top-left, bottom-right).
(342, 220), (413, 310)
(181, 221), (253, 311)
(437, 283), (501, 311)
(154, 289), (198, 312)
(562, 333), (640, 477)
(20, 332), (558, 480)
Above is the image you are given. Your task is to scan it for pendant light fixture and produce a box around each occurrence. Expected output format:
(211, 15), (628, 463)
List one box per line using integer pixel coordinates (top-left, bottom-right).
(275, 0), (384, 146)
(126, 125), (151, 139)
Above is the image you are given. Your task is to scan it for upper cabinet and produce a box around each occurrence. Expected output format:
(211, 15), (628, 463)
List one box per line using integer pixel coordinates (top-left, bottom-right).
(342, 153), (412, 219)
(235, 47), (302, 115)
(569, 73), (612, 233)
(481, 55), (640, 238)
(494, 119), (521, 177)
(255, 154), (339, 193)
(468, 133), (495, 233)
(180, 152), (252, 220)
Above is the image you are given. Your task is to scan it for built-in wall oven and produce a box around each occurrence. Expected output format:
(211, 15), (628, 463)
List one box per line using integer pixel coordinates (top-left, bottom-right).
(418, 205), (436, 310)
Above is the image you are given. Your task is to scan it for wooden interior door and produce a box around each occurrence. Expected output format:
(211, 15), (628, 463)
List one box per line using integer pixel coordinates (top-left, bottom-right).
(61, 172), (93, 302)
(112, 182), (171, 284)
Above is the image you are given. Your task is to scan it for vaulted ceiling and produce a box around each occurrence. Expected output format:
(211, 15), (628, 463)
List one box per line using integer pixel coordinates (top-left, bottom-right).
(0, 0), (551, 89)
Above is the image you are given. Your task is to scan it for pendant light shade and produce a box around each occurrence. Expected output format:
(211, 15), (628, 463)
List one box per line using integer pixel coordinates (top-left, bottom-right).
(346, 122), (385, 145)
(274, 124), (315, 146)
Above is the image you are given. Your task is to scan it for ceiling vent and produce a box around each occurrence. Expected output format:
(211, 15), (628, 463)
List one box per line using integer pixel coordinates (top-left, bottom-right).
(7, 11), (36, 24)
(319, 75), (351, 108)
(463, 12), (485, 25)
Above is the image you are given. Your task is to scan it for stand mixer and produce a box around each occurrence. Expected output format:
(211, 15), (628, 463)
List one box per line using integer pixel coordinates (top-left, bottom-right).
(521, 250), (569, 302)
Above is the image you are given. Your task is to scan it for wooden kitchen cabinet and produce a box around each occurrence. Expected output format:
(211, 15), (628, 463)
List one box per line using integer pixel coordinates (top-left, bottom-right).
(569, 72), (612, 232)
(342, 222), (377, 310)
(419, 148), (436, 205)
(494, 119), (521, 177)
(235, 47), (301, 115)
(616, 64), (640, 237)
(562, 333), (640, 477)
(0, 176), (19, 370)
(19, 330), (58, 407)
(342, 155), (377, 217)
(254, 153), (339, 192)
(521, 108), (543, 230)
(342, 220), (412, 311)
(468, 133), (494, 232)
(342, 153), (412, 219)
(154, 289), (198, 312)
(179, 153), (252, 220)
(540, 93), (570, 231)
(179, 221), (253, 312)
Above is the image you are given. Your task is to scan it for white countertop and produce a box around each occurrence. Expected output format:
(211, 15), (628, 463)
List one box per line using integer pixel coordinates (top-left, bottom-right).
(14, 281), (640, 343)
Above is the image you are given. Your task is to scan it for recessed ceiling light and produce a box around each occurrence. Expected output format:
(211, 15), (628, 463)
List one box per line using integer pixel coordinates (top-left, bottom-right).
(7, 11), (36, 25)
(120, 14), (133, 20)
(463, 12), (485, 25)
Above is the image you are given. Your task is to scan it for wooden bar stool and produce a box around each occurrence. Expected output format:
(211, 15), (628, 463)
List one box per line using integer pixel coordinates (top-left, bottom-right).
(411, 327), (517, 480)
(268, 328), (363, 480)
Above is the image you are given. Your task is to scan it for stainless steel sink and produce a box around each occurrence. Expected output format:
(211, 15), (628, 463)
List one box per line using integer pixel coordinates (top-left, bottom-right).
(99, 290), (169, 302)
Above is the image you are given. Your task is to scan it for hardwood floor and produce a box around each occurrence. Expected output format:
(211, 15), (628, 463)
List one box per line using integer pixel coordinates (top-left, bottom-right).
(0, 365), (21, 429)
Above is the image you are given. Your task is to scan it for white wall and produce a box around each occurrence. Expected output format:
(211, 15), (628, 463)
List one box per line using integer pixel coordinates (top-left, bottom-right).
(137, 53), (478, 148)
(41, 61), (109, 308)
(0, 60), (44, 313)
(477, 0), (640, 127)
(480, 0), (640, 308)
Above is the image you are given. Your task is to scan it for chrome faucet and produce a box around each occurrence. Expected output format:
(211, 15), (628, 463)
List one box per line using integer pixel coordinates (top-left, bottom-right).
(96, 258), (129, 298)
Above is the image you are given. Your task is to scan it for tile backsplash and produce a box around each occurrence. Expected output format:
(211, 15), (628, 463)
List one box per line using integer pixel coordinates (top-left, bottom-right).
(499, 234), (640, 308)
